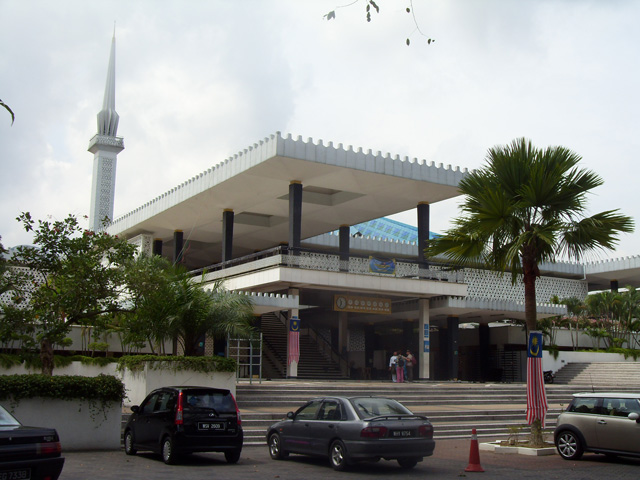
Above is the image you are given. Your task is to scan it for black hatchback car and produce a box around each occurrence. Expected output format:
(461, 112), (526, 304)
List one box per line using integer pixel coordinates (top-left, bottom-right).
(0, 403), (65, 480)
(123, 386), (243, 464)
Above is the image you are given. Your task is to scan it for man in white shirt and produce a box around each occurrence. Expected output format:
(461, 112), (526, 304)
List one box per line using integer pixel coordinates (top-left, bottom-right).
(389, 351), (398, 382)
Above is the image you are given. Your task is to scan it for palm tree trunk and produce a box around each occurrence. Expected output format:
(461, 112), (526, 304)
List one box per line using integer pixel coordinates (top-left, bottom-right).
(522, 260), (538, 332)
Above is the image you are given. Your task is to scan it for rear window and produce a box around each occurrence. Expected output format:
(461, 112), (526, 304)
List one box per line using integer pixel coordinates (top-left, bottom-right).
(350, 397), (412, 418)
(184, 390), (235, 413)
(0, 405), (19, 426)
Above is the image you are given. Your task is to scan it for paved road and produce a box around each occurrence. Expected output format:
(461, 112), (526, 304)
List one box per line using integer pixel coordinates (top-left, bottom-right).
(59, 439), (640, 480)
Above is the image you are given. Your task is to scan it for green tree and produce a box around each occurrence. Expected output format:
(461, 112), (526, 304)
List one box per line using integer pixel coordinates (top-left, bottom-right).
(8, 213), (139, 375)
(130, 258), (255, 356)
(549, 296), (588, 350)
(426, 138), (634, 444)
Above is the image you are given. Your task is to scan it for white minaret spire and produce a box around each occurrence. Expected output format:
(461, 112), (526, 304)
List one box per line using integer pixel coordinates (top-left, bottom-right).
(88, 30), (124, 232)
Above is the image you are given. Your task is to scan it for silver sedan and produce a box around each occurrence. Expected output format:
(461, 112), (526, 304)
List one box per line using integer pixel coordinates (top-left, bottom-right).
(266, 396), (435, 470)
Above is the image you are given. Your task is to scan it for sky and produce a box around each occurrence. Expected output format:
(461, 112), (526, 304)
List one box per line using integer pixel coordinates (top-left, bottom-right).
(1, 0), (639, 262)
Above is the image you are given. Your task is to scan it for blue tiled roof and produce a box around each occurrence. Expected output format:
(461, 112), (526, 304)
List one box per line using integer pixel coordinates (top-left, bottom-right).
(349, 218), (437, 243)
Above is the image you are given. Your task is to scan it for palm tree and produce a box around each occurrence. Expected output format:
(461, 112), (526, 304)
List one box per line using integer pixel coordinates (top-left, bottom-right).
(426, 137), (634, 444)
(427, 138), (633, 332)
(167, 277), (255, 356)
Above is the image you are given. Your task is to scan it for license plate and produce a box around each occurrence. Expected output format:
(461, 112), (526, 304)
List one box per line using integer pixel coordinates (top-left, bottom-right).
(0, 469), (31, 480)
(198, 422), (225, 431)
(391, 430), (413, 437)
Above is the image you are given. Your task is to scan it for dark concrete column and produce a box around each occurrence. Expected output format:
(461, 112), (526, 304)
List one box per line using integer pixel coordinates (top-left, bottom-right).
(173, 230), (184, 265)
(417, 202), (430, 275)
(364, 325), (375, 376)
(152, 239), (163, 256)
(339, 225), (350, 271)
(222, 209), (234, 263)
(289, 181), (302, 253)
(611, 279), (619, 292)
(479, 323), (490, 382)
(447, 316), (459, 380)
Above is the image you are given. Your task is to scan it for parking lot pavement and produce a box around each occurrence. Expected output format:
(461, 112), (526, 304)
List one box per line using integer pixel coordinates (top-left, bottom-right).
(59, 439), (640, 480)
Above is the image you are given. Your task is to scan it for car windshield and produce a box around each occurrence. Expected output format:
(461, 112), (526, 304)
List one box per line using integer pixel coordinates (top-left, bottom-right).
(0, 405), (20, 426)
(350, 397), (412, 419)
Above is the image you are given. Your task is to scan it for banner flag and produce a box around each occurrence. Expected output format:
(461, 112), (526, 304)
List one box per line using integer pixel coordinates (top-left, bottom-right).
(526, 331), (549, 427)
(288, 317), (300, 365)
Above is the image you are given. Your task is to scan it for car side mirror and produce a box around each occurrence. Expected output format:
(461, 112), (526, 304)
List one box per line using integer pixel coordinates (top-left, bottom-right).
(131, 405), (140, 414)
(287, 411), (295, 420)
(629, 412), (639, 422)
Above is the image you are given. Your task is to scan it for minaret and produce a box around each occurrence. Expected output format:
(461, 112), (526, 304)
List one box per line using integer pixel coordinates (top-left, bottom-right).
(88, 31), (124, 231)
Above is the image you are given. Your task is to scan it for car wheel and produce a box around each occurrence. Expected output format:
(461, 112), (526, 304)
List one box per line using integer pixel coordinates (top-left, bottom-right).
(124, 430), (137, 455)
(268, 433), (289, 460)
(397, 457), (419, 469)
(329, 440), (349, 471)
(224, 449), (242, 464)
(556, 431), (583, 460)
(161, 436), (178, 465)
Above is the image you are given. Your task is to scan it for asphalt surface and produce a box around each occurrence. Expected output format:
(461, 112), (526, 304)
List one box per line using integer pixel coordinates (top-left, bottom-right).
(58, 439), (640, 480)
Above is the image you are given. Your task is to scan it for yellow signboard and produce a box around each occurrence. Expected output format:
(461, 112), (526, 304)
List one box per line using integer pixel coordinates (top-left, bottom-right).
(333, 295), (391, 315)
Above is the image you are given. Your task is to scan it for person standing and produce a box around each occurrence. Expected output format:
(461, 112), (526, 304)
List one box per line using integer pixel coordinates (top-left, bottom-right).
(389, 351), (398, 382)
(396, 352), (405, 383)
(405, 349), (416, 382)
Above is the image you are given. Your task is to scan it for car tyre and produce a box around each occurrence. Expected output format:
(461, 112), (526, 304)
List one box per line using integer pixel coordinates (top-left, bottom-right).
(124, 430), (137, 456)
(556, 430), (583, 460)
(397, 457), (419, 469)
(329, 439), (349, 471)
(162, 436), (178, 465)
(268, 433), (289, 460)
(225, 449), (242, 464)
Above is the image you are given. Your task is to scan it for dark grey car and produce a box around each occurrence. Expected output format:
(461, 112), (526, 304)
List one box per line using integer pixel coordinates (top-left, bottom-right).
(266, 396), (435, 470)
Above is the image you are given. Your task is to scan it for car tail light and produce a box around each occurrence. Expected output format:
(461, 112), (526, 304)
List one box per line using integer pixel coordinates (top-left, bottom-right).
(230, 393), (242, 426)
(37, 442), (62, 455)
(418, 424), (433, 437)
(175, 391), (184, 425)
(360, 426), (388, 438)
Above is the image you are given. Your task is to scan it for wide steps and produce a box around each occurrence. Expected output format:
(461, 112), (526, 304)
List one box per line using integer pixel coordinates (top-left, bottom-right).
(235, 381), (584, 446)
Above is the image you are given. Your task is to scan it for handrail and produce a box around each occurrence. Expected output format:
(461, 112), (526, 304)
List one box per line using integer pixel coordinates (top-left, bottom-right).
(190, 245), (464, 282)
(305, 325), (349, 377)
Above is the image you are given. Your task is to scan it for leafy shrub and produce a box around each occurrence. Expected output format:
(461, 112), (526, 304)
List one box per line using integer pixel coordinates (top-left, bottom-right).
(117, 354), (236, 374)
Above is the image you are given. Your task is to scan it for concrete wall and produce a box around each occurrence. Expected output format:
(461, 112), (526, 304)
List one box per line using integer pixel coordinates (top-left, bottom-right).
(120, 365), (236, 406)
(543, 350), (635, 372)
(7, 398), (121, 451)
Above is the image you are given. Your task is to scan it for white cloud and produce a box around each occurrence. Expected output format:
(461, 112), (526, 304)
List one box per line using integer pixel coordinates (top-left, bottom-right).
(1, 0), (638, 259)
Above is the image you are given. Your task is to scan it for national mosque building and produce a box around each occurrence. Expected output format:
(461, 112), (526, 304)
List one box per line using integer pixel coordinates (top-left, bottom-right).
(88, 35), (640, 382)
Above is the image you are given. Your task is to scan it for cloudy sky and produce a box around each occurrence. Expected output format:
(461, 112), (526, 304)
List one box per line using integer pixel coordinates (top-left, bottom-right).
(1, 0), (639, 261)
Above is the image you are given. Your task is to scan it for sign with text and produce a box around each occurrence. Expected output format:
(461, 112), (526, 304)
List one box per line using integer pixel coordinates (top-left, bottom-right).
(333, 295), (391, 315)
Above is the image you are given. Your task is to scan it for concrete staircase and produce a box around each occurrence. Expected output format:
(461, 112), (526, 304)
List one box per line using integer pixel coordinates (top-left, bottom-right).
(260, 313), (347, 380)
(554, 361), (640, 387)
(235, 381), (581, 446)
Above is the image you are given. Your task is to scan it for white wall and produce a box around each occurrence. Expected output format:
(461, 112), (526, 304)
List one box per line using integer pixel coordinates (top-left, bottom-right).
(7, 398), (121, 451)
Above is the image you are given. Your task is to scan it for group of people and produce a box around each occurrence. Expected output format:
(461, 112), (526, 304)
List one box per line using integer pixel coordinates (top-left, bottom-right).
(388, 350), (416, 383)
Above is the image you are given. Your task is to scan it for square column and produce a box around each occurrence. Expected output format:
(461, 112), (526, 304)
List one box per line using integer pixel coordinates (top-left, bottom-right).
(289, 182), (302, 252)
(173, 230), (183, 265)
(418, 299), (430, 379)
(286, 288), (300, 378)
(447, 316), (460, 380)
(222, 209), (234, 263)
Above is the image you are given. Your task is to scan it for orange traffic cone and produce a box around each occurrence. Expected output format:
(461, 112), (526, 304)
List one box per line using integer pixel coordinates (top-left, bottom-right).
(464, 428), (484, 472)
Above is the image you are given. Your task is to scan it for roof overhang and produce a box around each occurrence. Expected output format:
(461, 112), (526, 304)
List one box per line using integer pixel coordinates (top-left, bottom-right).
(106, 133), (467, 269)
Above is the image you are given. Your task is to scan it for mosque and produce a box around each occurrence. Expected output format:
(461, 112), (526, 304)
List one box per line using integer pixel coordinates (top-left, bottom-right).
(89, 35), (640, 382)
